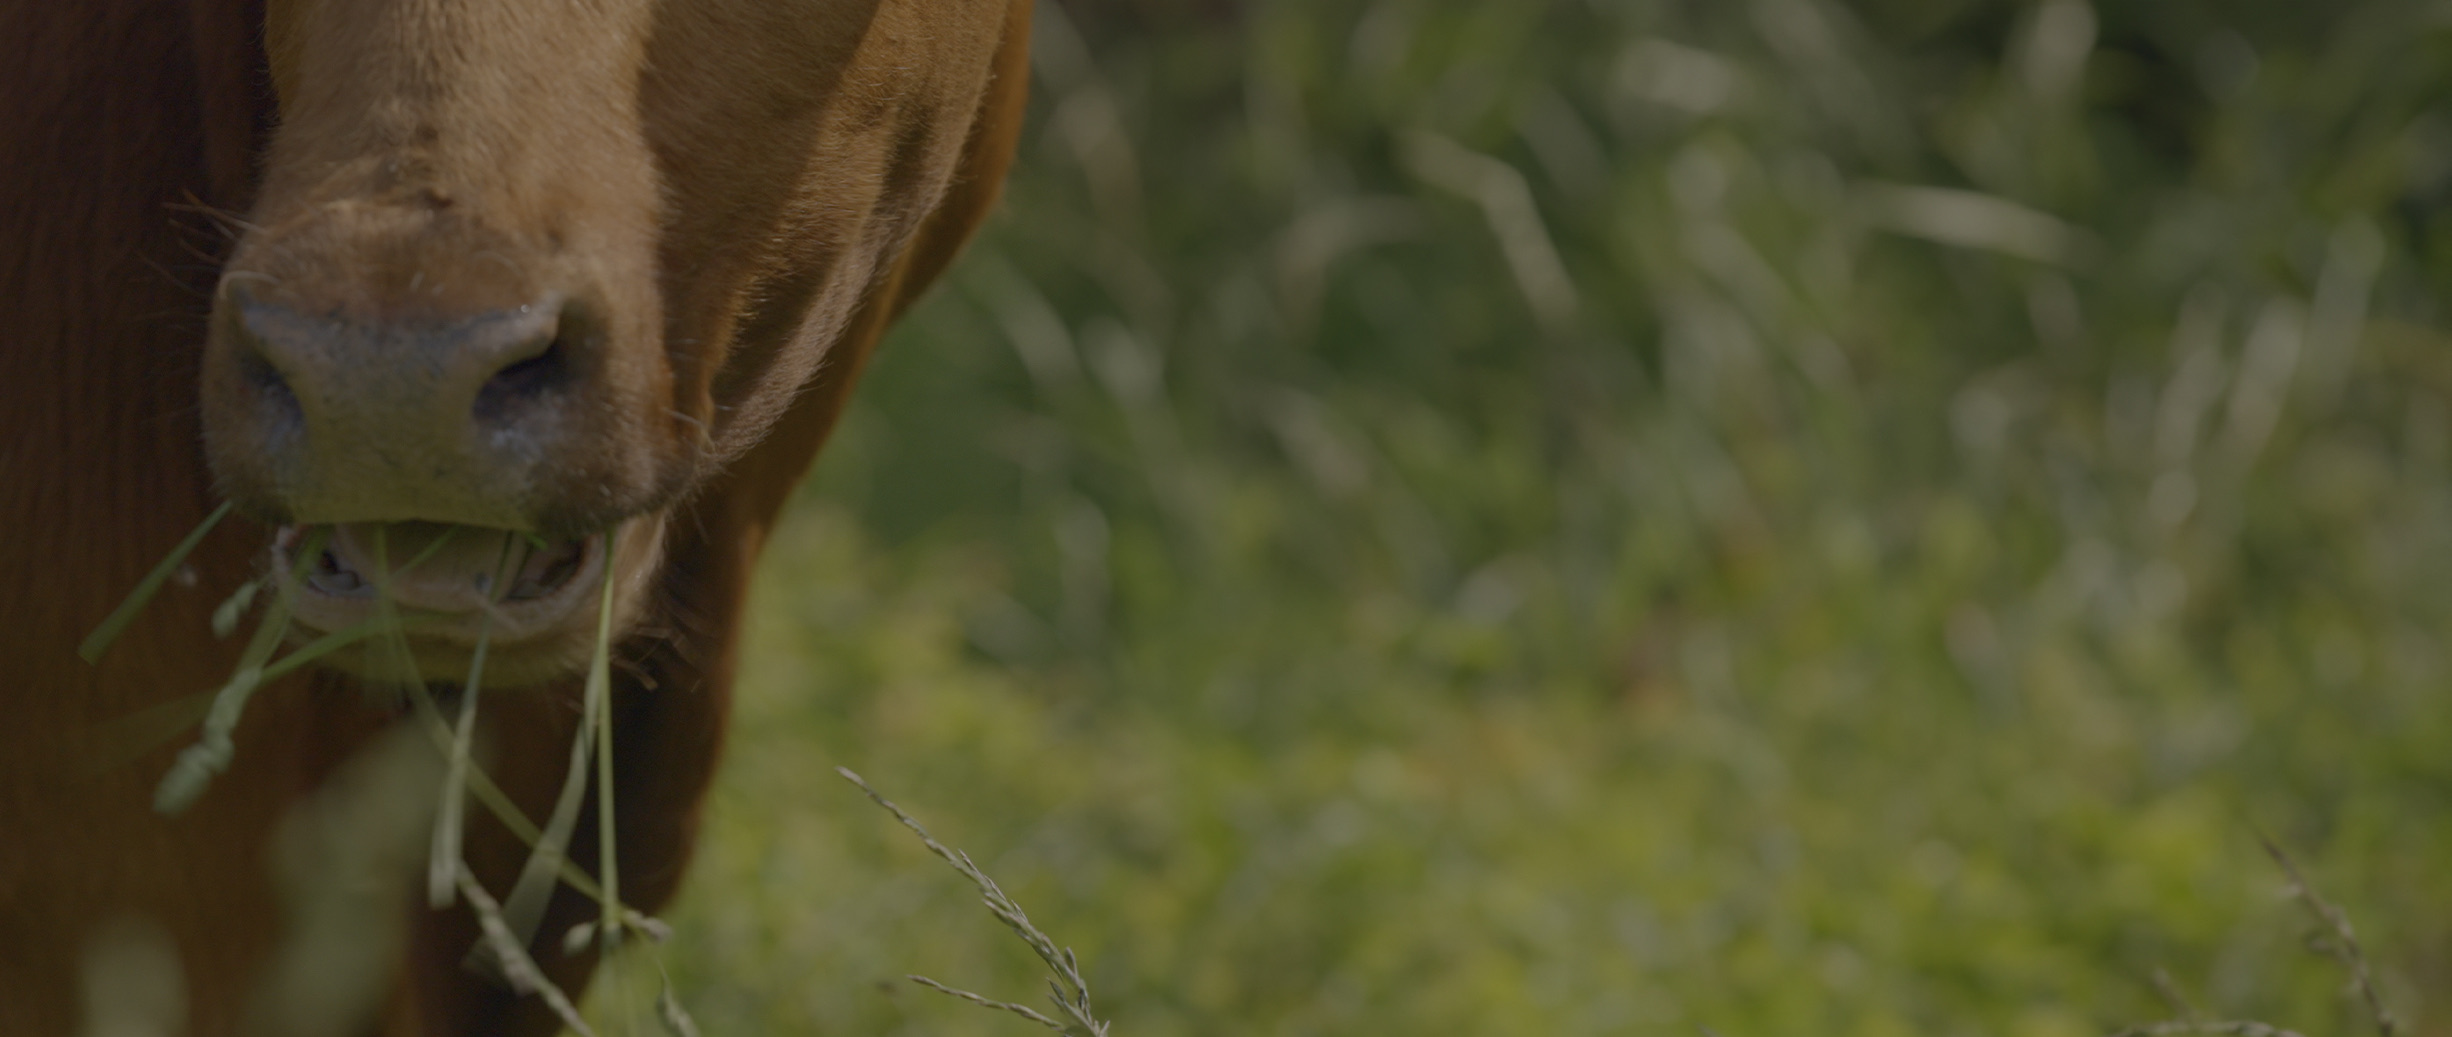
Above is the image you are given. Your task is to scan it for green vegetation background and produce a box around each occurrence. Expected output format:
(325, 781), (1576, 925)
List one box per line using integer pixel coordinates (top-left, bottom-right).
(646, 0), (2452, 1032)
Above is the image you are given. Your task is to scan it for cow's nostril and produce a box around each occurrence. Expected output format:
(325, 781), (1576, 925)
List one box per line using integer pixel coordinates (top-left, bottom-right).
(486, 338), (566, 398)
(237, 348), (285, 393)
(230, 302), (305, 437)
(474, 330), (572, 423)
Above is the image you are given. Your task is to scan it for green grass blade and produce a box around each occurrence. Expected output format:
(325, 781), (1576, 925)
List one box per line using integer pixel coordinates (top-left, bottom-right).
(500, 538), (618, 950)
(366, 526), (426, 690)
(82, 691), (216, 780)
(152, 527), (326, 814)
(88, 619), (412, 782)
(393, 655), (610, 902)
(428, 532), (515, 910)
(86, 576), (412, 782)
(210, 576), (262, 639)
(81, 499), (233, 663)
(497, 677), (597, 950)
(590, 530), (622, 952)
(396, 523), (463, 575)
(255, 613), (434, 684)
(429, 611), (492, 908)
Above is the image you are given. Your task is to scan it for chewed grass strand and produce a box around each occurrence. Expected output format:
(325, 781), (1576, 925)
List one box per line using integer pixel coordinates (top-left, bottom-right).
(257, 612), (439, 684)
(152, 599), (285, 813)
(366, 524), (447, 694)
(589, 532), (621, 956)
(81, 499), (233, 663)
(428, 534), (519, 910)
(502, 527), (619, 952)
(496, 656), (597, 948)
(209, 576), (262, 639)
(456, 863), (597, 1037)
(87, 580), (423, 782)
(153, 526), (328, 815)
(397, 682), (622, 907)
(109, 515), (691, 1028)
(428, 610), (491, 909)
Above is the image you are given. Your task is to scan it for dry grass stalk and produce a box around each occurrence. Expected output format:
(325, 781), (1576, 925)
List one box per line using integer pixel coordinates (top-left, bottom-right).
(455, 863), (596, 1037)
(2148, 967), (2199, 1022)
(2259, 838), (2396, 1037)
(907, 974), (1075, 1033)
(836, 766), (1111, 1037)
(2111, 840), (2398, 1037)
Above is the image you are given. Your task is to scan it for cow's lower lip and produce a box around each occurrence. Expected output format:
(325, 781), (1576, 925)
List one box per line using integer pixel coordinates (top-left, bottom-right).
(273, 522), (607, 650)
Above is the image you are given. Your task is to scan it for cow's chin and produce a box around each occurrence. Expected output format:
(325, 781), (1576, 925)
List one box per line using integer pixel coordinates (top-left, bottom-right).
(270, 514), (665, 689)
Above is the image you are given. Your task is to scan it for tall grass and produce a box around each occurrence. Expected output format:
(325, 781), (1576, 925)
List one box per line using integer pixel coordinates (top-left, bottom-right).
(663, 0), (2452, 1033)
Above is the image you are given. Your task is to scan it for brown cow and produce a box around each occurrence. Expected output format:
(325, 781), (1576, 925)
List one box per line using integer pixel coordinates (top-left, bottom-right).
(0, 0), (1032, 1032)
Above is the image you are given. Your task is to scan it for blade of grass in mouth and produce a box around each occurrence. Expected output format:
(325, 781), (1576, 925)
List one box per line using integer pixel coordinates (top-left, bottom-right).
(430, 534), (515, 909)
(500, 527), (620, 950)
(429, 612), (492, 908)
(84, 529), (436, 780)
(90, 519), (657, 951)
(356, 530), (643, 927)
(591, 530), (621, 953)
(152, 526), (327, 814)
(365, 524), (440, 689)
(400, 680), (621, 905)
(116, 519), (657, 994)
(80, 499), (233, 663)
(211, 577), (262, 639)
(394, 523), (467, 575)
(83, 610), (437, 781)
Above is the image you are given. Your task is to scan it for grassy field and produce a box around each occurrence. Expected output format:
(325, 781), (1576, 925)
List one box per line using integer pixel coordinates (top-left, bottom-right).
(631, 1), (2452, 1033)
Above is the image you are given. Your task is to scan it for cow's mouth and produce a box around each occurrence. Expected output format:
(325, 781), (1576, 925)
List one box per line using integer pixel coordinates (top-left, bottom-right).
(274, 522), (610, 673)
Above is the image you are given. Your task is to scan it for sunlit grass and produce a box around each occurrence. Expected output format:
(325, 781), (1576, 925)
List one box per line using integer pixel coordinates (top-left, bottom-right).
(430, 610), (492, 908)
(661, 1), (2452, 1034)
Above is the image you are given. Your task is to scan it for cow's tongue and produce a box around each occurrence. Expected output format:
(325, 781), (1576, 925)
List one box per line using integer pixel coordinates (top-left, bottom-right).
(306, 522), (588, 611)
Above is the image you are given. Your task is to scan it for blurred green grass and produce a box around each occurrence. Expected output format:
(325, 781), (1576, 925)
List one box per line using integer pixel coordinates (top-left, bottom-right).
(648, 1), (2452, 1032)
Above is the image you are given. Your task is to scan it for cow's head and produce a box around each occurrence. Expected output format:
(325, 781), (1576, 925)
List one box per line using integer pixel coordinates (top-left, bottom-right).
(199, 0), (1020, 684)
